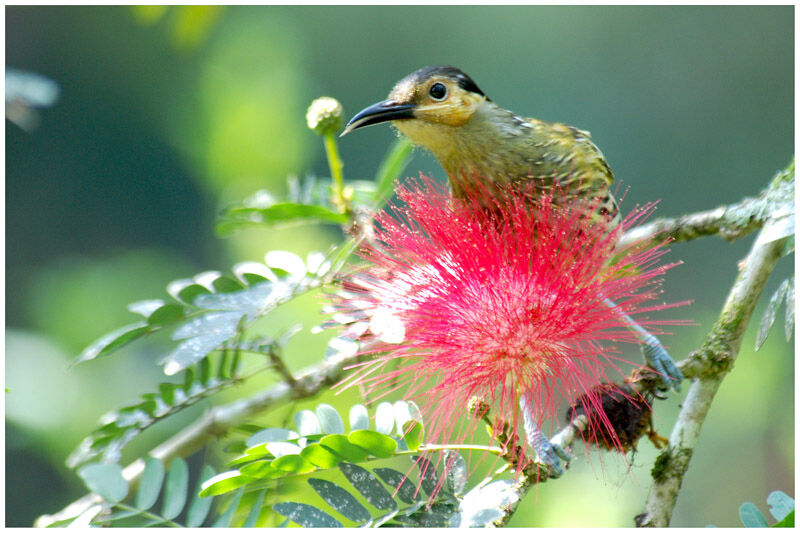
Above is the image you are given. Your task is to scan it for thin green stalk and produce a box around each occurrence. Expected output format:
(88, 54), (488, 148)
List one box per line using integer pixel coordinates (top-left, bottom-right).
(323, 132), (346, 211)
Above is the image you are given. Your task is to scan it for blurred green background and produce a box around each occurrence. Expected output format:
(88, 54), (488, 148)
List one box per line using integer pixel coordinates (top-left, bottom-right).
(5, 5), (793, 527)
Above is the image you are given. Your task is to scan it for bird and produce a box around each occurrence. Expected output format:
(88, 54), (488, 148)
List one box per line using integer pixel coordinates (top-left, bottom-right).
(341, 65), (620, 228)
(341, 65), (682, 474)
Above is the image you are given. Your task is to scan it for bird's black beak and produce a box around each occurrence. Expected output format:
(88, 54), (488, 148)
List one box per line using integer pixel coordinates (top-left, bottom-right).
(340, 99), (415, 137)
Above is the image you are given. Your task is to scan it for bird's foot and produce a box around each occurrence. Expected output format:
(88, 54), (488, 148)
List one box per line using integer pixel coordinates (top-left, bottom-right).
(641, 335), (683, 392)
(529, 426), (570, 478)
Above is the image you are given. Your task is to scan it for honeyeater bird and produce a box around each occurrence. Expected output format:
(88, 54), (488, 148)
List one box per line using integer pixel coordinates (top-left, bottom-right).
(342, 65), (620, 228)
(341, 65), (682, 472)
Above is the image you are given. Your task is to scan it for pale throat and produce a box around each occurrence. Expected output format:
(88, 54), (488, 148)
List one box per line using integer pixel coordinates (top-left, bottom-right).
(393, 103), (520, 187)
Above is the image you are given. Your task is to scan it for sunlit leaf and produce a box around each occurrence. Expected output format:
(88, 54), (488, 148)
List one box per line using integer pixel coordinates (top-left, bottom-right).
(375, 402), (395, 435)
(265, 250), (307, 280)
(294, 409), (322, 436)
(239, 460), (281, 479)
(349, 404), (369, 431)
(316, 403), (345, 434)
(300, 443), (341, 469)
(272, 454), (315, 473)
(319, 435), (368, 463)
(200, 471), (252, 497)
(246, 427), (299, 447)
(348, 430), (398, 458)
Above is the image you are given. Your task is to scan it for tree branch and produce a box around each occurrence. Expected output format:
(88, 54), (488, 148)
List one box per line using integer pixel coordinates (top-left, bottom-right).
(618, 161), (793, 250)
(634, 219), (789, 527)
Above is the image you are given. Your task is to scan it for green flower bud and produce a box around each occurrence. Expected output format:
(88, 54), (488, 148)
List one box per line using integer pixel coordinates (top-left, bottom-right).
(306, 97), (343, 135)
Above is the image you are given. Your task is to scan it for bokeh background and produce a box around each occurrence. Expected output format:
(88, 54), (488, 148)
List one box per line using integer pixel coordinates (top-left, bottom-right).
(5, 5), (793, 527)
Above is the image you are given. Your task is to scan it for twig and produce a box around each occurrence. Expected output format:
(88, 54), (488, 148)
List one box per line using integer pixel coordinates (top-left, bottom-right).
(634, 227), (788, 527)
(618, 162), (793, 250)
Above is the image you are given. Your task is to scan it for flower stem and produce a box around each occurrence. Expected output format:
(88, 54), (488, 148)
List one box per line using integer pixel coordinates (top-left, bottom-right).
(323, 132), (346, 212)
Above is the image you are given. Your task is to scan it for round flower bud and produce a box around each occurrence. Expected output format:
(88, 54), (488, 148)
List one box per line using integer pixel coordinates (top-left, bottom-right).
(306, 97), (343, 135)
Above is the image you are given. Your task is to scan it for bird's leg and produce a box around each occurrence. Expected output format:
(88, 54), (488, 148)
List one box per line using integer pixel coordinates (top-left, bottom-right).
(520, 394), (569, 477)
(603, 298), (683, 392)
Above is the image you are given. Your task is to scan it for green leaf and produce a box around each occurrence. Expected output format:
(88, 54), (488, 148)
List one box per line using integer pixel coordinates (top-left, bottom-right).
(308, 478), (371, 523)
(774, 510), (794, 527)
(239, 460), (281, 479)
(767, 491), (795, 521)
(373, 137), (413, 207)
(77, 463), (129, 503)
(135, 457), (165, 510)
(443, 451), (467, 495)
(128, 299), (166, 317)
(272, 502), (343, 527)
(300, 443), (342, 469)
(158, 382), (176, 405)
(740, 502), (769, 527)
(200, 471), (253, 497)
(349, 404), (369, 431)
(242, 489), (267, 527)
(265, 441), (303, 457)
(375, 402), (395, 435)
(218, 202), (348, 235)
(161, 458), (189, 520)
(316, 403), (345, 434)
(67, 362), (241, 468)
(348, 429), (398, 458)
(295, 409), (322, 436)
(373, 468), (420, 505)
(272, 454), (316, 473)
(74, 322), (149, 364)
(168, 279), (213, 306)
(320, 434), (369, 463)
(146, 304), (187, 327)
(415, 455), (441, 497)
(212, 488), (244, 527)
(784, 277), (794, 342)
(402, 420), (424, 452)
(212, 275), (245, 293)
(757, 278), (790, 350)
(458, 479), (518, 527)
(339, 462), (397, 511)
(185, 465), (216, 527)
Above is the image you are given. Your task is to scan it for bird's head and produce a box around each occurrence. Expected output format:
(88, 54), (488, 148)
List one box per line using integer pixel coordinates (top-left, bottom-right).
(341, 66), (489, 150)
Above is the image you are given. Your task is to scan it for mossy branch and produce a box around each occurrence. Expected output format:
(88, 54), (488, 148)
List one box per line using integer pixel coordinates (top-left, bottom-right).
(634, 207), (790, 526)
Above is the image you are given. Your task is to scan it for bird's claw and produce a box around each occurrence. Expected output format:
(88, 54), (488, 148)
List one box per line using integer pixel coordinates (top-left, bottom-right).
(530, 428), (570, 477)
(641, 336), (683, 392)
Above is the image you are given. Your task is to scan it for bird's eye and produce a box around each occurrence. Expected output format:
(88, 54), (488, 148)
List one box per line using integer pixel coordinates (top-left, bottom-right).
(429, 82), (447, 100)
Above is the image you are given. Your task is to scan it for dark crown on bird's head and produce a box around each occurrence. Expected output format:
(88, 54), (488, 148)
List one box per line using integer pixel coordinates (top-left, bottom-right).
(403, 65), (489, 100)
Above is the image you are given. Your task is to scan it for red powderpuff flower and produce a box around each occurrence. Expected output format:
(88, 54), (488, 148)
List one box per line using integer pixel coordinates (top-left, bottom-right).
(334, 175), (682, 470)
